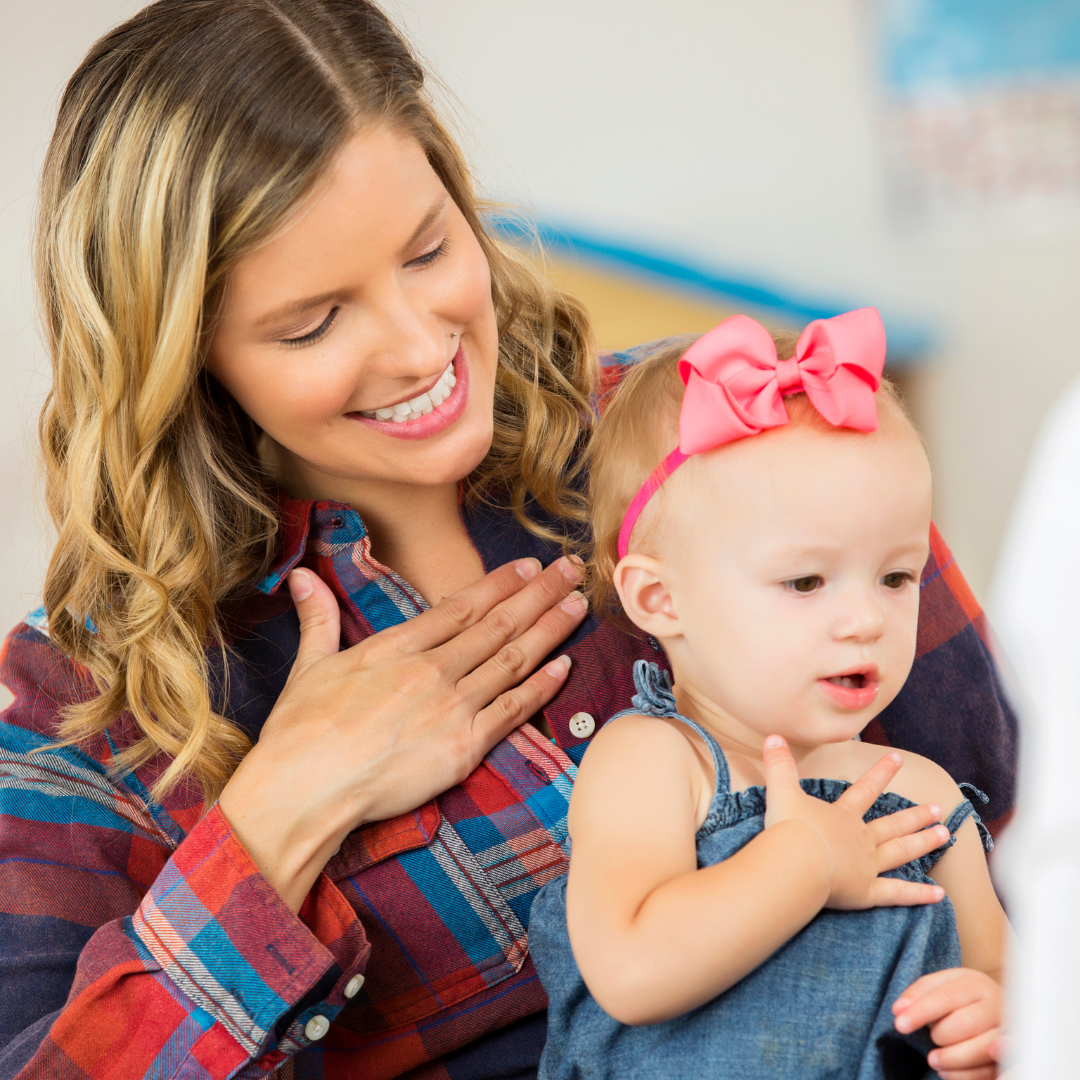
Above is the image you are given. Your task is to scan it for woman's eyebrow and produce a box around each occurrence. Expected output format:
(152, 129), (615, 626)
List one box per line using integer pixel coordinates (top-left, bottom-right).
(403, 193), (449, 251)
(255, 290), (341, 330)
(253, 195), (449, 331)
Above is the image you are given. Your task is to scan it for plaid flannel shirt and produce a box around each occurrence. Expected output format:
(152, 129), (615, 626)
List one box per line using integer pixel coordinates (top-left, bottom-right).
(0, 351), (1018, 1079)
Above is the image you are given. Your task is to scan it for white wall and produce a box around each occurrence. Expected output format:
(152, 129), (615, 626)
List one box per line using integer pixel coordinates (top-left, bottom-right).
(0, 0), (144, 653)
(388, 0), (1080, 600)
(2, 0), (1077, 650)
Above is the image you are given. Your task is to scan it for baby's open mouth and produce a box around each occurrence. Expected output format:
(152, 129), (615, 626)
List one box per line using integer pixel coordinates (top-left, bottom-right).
(827, 673), (869, 689)
(359, 359), (456, 423)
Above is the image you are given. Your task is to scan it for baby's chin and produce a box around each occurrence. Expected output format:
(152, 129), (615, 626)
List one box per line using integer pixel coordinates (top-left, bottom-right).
(757, 712), (876, 749)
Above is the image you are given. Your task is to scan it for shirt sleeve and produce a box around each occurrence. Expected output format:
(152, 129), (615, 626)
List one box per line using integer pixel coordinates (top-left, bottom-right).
(874, 524), (1019, 839)
(0, 624), (370, 1080)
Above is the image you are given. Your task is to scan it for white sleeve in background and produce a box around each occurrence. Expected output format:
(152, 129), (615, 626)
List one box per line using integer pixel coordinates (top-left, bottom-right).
(989, 377), (1080, 1080)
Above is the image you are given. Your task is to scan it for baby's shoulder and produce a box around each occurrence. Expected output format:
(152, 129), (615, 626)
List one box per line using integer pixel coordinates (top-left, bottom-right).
(590, 710), (702, 759)
(849, 741), (963, 812)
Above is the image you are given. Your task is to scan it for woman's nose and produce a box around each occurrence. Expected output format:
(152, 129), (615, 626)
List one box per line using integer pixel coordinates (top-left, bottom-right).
(363, 281), (451, 379)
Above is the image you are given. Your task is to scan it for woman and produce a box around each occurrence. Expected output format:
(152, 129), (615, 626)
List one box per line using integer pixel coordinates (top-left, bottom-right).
(0, 1), (1016, 1077)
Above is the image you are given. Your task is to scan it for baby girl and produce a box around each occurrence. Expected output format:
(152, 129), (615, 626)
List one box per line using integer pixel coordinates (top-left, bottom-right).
(529, 311), (1007, 1079)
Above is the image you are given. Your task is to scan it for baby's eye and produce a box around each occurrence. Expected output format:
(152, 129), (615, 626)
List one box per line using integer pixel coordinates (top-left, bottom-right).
(882, 571), (914, 590)
(785, 575), (823, 594)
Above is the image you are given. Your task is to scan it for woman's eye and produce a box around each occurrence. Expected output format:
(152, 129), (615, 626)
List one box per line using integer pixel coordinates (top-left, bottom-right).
(882, 571), (914, 590)
(281, 307), (338, 348)
(407, 238), (450, 268)
(786, 575), (823, 594)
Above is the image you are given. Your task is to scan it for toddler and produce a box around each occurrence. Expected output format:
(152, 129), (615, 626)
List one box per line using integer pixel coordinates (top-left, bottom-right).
(529, 310), (1007, 1080)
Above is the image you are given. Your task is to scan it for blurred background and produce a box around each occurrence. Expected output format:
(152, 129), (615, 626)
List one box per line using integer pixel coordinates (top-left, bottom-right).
(3, 0), (1080, 669)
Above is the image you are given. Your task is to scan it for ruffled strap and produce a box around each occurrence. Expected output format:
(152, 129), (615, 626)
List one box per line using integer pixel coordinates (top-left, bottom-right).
(616, 661), (732, 798)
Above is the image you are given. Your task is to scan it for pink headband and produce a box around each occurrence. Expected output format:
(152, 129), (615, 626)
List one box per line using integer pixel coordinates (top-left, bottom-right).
(616, 308), (887, 560)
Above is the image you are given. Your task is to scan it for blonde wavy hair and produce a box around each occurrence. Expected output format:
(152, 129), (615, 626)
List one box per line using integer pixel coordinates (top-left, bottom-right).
(36, 0), (594, 803)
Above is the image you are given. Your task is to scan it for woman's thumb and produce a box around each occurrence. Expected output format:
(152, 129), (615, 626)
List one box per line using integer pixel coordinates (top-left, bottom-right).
(762, 735), (801, 795)
(288, 568), (341, 671)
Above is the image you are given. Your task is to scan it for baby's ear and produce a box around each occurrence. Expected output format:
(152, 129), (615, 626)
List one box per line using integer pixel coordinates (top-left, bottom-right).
(613, 556), (682, 640)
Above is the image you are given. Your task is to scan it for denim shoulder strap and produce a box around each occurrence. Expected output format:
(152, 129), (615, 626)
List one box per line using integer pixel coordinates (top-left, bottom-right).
(607, 660), (732, 797)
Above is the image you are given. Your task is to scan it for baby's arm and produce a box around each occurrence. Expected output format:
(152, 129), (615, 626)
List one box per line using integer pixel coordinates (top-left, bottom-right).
(565, 717), (947, 1026)
(891, 759), (1009, 1080)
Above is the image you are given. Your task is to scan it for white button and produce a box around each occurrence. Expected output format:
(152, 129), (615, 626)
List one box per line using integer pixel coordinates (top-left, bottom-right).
(305, 1015), (330, 1041)
(344, 974), (365, 999)
(569, 712), (595, 739)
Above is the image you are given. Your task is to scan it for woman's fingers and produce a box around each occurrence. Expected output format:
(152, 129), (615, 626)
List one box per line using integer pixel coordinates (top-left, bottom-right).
(287, 569), (343, 677)
(437, 556), (584, 680)
(874, 823), (950, 872)
(865, 875), (944, 907)
(472, 654), (573, 748)
(837, 751), (904, 816)
(455, 586), (589, 707)
(372, 557), (552, 657)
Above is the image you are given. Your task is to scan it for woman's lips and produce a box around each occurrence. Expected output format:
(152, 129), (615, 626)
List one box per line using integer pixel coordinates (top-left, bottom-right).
(817, 671), (880, 710)
(348, 345), (469, 441)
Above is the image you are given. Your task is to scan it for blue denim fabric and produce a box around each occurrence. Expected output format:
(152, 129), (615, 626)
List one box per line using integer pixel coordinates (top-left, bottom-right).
(530, 661), (986, 1080)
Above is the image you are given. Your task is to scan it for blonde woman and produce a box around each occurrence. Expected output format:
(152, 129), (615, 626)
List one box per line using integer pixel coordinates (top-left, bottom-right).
(0, 2), (1016, 1077)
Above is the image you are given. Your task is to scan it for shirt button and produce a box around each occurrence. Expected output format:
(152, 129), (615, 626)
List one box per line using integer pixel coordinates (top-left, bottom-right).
(305, 1015), (330, 1041)
(569, 712), (595, 739)
(344, 974), (365, 999)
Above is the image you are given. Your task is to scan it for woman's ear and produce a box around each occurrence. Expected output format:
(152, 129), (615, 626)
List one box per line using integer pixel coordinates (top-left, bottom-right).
(613, 554), (682, 641)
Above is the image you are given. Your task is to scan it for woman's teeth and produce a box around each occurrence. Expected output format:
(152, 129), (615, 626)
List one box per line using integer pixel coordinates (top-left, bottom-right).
(360, 361), (457, 423)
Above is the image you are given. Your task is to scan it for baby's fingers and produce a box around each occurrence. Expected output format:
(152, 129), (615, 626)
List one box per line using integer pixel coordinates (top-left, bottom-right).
(875, 823), (951, 872)
(894, 969), (999, 1033)
(928, 1027), (1002, 1077)
(866, 876), (944, 908)
(838, 751), (904, 816)
(868, 802), (941, 843)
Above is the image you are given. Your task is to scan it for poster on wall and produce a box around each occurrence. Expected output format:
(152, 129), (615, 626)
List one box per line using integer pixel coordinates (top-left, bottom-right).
(877, 0), (1080, 228)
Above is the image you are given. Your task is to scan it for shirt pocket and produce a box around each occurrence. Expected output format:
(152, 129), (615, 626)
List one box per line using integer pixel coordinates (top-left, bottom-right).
(328, 803), (533, 1032)
(328, 725), (574, 1035)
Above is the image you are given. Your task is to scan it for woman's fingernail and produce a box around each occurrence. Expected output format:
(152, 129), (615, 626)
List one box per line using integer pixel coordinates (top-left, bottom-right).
(927, 1051), (939, 1068)
(764, 735), (784, 749)
(287, 569), (313, 602)
(895, 1014), (910, 1032)
(516, 558), (541, 581)
(560, 590), (588, 615)
(557, 556), (585, 584)
(545, 655), (572, 678)
(889, 752), (903, 766)
(892, 997), (911, 1013)
(927, 804), (940, 818)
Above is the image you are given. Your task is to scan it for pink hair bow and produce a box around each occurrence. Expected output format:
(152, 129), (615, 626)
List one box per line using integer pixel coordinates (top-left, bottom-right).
(616, 308), (886, 559)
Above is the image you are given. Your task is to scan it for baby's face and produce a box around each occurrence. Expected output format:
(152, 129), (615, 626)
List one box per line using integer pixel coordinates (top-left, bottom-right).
(652, 408), (932, 748)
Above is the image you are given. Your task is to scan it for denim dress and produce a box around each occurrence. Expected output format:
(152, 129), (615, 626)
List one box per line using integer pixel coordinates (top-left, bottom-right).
(529, 661), (992, 1080)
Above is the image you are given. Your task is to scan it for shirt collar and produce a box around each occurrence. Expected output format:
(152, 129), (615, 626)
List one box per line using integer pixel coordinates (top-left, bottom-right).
(256, 491), (318, 595)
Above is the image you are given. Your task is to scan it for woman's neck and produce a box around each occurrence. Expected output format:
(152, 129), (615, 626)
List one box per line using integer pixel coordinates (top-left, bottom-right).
(269, 444), (486, 605)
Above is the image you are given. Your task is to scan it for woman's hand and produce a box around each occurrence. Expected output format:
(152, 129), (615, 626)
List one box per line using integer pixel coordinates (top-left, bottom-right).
(218, 556), (587, 912)
(893, 968), (1004, 1080)
(762, 736), (948, 911)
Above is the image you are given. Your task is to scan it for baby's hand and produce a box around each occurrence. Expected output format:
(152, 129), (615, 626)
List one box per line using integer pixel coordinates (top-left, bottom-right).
(893, 968), (1003, 1080)
(762, 735), (948, 910)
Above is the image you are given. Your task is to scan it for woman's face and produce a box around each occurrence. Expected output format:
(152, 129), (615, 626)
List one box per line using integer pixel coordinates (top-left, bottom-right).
(206, 126), (499, 500)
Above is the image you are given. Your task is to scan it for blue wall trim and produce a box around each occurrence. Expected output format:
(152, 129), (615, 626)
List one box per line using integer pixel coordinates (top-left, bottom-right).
(489, 215), (934, 363)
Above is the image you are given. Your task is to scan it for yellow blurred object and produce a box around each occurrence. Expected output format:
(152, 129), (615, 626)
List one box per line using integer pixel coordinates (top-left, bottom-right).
(529, 252), (744, 352)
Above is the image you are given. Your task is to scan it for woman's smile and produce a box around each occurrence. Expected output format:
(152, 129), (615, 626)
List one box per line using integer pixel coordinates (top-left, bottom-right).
(350, 346), (468, 440)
